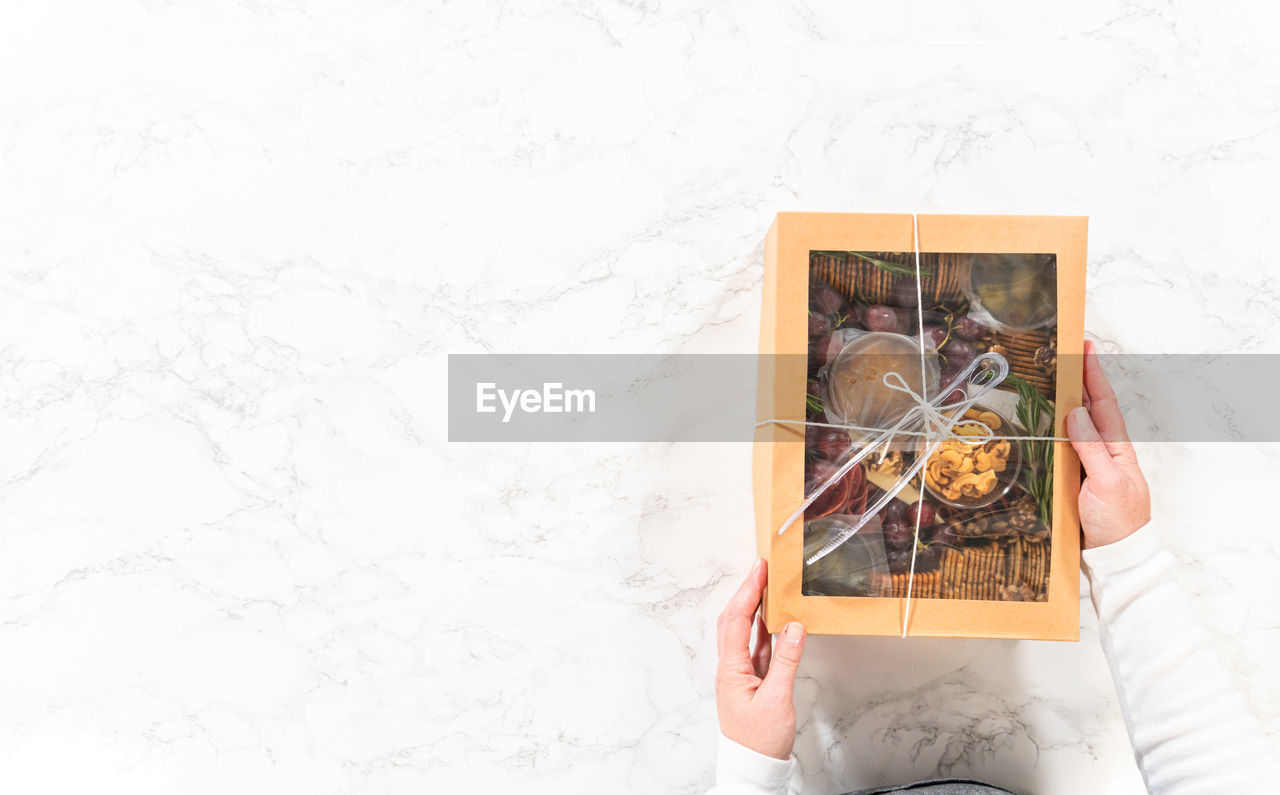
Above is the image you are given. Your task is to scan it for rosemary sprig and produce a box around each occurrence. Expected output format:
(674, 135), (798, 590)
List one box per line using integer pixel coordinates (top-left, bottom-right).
(849, 251), (934, 278)
(1004, 372), (1055, 526)
(811, 250), (933, 278)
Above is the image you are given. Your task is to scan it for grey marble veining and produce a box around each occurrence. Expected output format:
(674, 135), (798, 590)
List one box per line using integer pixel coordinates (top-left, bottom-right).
(1, 2), (1278, 794)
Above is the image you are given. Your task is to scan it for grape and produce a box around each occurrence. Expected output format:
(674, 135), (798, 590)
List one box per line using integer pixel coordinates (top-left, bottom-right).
(941, 388), (967, 405)
(883, 500), (907, 524)
(886, 547), (912, 575)
(921, 324), (948, 349)
(809, 313), (832, 339)
(939, 365), (964, 390)
(816, 428), (851, 460)
(836, 309), (863, 331)
(913, 543), (943, 572)
(807, 379), (822, 401)
(806, 459), (837, 487)
(817, 333), (847, 364)
(916, 521), (940, 545)
(805, 423), (821, 450)
(954, 315), (987, 340)
(907, 501), (935, 526)
(810, 282), (844, 315)
(865, 305), (899, 333)
(839, 301), (867, 330)
(943, 339), (978, 367)
(885, 542), (943, 574)
(882, 519), (914, 549)
(933, 522), (962, 548)
(812, 333), (832, 364)
(891, 280), (919, 308)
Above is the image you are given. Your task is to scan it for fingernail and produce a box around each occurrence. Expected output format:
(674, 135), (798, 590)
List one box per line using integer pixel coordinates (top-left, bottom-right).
(783, 622), (804, 643)
(1069, 407), (1099, 440)
(752, 558), (764, 575)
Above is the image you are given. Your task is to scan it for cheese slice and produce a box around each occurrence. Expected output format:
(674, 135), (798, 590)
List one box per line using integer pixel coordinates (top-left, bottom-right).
(865, 467), (921, 504)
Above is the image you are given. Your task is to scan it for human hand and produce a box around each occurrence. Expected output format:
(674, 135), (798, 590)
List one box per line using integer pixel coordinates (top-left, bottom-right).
(714, 558), (806, 760)
(1066, 340), (1151, 549)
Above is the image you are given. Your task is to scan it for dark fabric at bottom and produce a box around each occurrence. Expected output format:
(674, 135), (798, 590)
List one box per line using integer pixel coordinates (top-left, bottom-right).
(842, 779), (1018, 795)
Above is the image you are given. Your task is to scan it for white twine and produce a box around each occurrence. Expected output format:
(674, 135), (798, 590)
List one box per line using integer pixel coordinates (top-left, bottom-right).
(757, 213), (1070, 638)
(755, 417), (1067, 444)
(904, 214), (927, 638)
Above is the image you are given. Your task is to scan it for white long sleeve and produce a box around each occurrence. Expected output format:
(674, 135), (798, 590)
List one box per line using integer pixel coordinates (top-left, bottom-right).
(1084, 524), (1280, 793)
(710, 524), (1279, 794)
(707, 733), (796, 794)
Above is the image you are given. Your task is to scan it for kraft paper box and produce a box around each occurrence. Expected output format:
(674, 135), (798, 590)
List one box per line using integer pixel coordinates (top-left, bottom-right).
(753, 212), (1087, 640)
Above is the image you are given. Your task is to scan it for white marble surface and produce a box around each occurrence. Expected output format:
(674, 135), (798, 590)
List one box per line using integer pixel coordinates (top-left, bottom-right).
(2, 2), (1279, 793)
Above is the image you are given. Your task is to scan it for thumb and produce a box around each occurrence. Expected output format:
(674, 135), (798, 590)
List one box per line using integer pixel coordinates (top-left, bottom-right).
(760, 622), (806, 700)
(1067, 407), (1115, 481)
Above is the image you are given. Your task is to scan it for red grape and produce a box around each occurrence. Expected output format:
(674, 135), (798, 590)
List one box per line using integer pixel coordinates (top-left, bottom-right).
(807, 458), (837, 484)
(921, 324), (948, 349)
(817, 334), (848, 364)
(865, 305), (899, 333)
(939, 365), (964, 390)
(891, 280), (920, 308)
(811, 282), (844, 315)
(816, 428), (851, 460)
(942, 339), (978, 367)
(886, 547), (912, 575)
(837, 304), (864, 330)
(934, 522), (962, 548)
(954, 315), (988, 340)
(884, 500), (907, 523)
(913, 543), (943, 572)
(812, 333), (831, 363)
(809, 312), (832, 339)
(907, 501), (935, 526)
(882, 519), (914, 549)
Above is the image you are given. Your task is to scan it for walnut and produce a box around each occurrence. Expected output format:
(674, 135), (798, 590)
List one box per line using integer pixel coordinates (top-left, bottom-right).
(870, 450), (904, 477)
(1034, 338), (1057, 376)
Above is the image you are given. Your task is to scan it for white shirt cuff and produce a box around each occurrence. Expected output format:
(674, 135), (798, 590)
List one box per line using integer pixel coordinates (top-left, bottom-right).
(714, 733), (796, 793)
(1081, 522), (1162, 578)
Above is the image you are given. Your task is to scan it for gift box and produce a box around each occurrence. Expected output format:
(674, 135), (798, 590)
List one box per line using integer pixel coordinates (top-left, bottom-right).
(753, 213), (1086, 640)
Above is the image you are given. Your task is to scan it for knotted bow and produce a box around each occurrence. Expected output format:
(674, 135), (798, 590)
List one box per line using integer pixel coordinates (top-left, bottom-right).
(773, 351), (1011, 564)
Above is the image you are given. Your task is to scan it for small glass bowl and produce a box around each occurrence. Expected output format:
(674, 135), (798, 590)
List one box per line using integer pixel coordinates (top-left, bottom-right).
(920, 403), (1023, 510)
(823, 331), (940, 442)
(964, 253), (1057, 335)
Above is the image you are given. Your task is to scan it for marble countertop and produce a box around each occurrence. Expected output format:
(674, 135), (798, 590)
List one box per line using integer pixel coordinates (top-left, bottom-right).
(2, 2), (1278, 793)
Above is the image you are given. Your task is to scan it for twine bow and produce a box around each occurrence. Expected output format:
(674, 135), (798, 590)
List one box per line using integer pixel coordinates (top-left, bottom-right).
(764, 351), (1010, 557)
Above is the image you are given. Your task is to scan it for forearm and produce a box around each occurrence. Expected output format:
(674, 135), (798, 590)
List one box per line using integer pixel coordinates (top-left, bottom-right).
(1085, 524), (1280, 793)
(707, 733), (795, 795)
